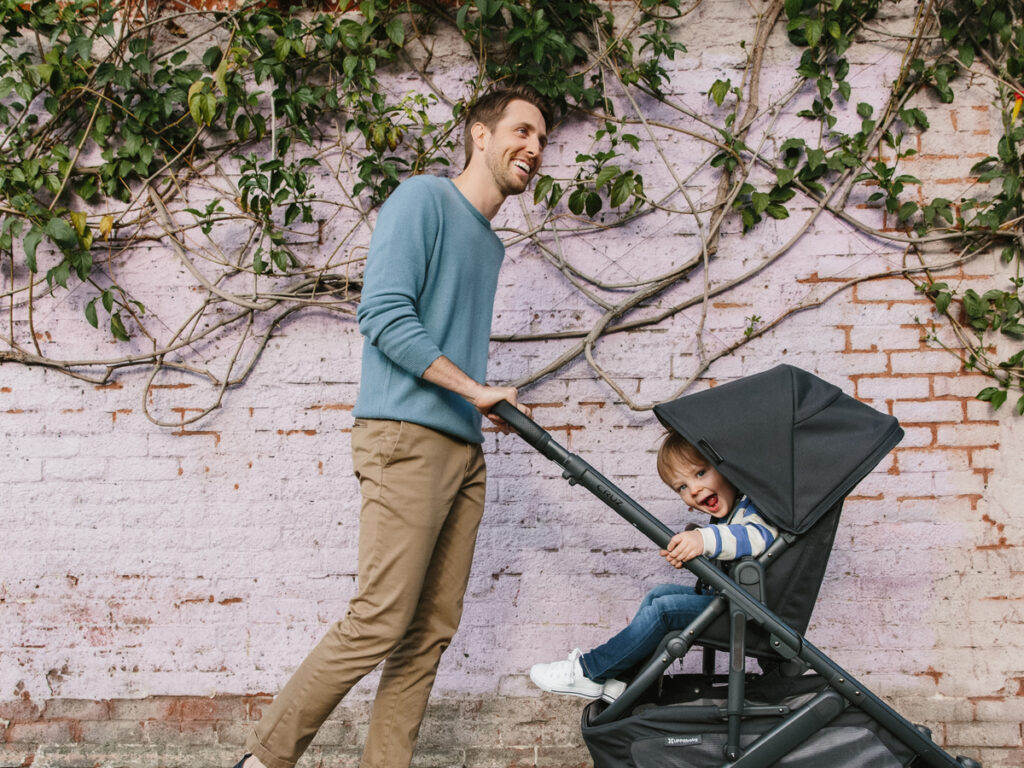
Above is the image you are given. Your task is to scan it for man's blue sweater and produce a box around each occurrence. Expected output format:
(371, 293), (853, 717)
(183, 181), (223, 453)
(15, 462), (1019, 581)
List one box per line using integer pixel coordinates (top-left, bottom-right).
(353, 175), (504, 444)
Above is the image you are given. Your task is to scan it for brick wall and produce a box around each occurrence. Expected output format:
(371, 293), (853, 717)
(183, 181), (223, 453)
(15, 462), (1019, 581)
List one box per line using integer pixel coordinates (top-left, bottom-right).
(2, 1), (1022, 766)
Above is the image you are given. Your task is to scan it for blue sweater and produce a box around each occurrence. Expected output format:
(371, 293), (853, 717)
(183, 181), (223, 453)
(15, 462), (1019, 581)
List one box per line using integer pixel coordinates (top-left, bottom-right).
(353, 175), (504, 444)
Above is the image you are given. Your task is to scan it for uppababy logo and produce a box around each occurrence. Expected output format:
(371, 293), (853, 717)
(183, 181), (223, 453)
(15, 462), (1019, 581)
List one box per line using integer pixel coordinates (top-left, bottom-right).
(665, 736), (702, 747)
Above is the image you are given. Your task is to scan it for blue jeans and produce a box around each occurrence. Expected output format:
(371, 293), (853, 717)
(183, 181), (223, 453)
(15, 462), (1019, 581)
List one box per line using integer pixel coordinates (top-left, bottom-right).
(580, 583), (714, 682)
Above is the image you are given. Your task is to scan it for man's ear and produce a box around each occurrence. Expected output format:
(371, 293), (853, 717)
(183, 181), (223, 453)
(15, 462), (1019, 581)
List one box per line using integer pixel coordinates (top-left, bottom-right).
(470, 121), (489, 156)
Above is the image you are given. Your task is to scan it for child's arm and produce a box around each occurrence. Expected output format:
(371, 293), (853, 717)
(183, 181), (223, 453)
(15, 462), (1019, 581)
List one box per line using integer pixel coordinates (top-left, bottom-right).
(660, 505), (778, 568)
(700, 513), (777, 561)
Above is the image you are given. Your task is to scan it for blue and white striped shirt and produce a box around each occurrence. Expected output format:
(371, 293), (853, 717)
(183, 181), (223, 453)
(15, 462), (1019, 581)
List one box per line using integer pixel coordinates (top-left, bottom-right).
(697, 496), (778, 560)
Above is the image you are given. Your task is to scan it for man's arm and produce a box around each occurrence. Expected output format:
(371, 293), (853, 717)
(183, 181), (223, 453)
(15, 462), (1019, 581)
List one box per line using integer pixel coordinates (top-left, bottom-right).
(421, 355), (527, 432)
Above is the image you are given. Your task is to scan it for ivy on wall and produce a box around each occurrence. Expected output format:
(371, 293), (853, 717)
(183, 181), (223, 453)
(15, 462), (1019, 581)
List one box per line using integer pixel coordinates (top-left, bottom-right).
(0, 0), (1021, 422)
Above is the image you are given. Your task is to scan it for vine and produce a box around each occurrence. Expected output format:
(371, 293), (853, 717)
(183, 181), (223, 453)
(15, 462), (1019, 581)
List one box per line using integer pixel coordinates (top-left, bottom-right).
(0, 0), (1021, 423)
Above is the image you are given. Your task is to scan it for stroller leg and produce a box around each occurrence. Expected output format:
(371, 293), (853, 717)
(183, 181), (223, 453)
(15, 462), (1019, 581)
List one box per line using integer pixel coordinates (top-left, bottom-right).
(725, 605), (747, 761)
(702, 646), (716, 676)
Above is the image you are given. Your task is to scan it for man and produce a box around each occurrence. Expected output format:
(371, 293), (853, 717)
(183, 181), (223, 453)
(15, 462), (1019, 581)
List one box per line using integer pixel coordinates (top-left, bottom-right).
(233, 86), (550, 768)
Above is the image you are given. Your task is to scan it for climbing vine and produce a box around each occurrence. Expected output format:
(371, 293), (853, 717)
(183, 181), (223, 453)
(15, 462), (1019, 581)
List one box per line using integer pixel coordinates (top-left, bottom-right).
(0, 0), (1021, 423)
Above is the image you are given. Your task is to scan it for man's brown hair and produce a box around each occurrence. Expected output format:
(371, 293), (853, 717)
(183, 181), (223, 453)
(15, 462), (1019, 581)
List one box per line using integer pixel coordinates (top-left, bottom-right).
(463, 85), (552, 165)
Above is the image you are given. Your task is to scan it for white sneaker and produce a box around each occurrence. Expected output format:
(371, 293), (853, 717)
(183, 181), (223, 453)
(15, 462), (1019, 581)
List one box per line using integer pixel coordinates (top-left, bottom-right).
(529, 649), (627, 702)
(600, 678), (627, 703)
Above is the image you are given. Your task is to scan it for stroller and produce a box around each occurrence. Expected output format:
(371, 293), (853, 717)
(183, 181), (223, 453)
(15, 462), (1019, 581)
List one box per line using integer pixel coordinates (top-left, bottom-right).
(493, 365), (981, 768)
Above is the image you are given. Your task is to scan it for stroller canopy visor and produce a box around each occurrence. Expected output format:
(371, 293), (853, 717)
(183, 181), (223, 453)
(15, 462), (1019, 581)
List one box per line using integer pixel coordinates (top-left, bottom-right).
(653, 365), (903, 534)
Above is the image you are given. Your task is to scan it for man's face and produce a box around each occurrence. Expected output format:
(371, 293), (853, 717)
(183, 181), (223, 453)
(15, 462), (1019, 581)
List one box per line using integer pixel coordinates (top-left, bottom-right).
(478, 99), (548, 197)
(663, 458), (738, 519)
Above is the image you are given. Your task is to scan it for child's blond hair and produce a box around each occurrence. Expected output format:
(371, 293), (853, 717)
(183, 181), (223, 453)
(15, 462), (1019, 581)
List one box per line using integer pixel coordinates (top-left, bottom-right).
(656, 430), (705, 486)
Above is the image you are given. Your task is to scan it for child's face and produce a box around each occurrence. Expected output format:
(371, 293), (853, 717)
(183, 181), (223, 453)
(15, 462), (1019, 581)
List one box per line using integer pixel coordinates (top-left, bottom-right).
(663, 457), (738, 519)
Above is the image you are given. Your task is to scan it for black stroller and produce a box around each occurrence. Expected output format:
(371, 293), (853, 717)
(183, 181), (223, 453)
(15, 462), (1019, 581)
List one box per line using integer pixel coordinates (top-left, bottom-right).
(493, 365), (981, 768)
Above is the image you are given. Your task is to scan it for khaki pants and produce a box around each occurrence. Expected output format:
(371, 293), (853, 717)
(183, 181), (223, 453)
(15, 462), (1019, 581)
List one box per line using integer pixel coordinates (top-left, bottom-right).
(247, 419), (487, 768)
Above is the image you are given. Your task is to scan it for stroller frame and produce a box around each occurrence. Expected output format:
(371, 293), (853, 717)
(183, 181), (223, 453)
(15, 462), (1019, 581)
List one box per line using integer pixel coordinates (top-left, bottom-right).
(492, 397), (980, 768)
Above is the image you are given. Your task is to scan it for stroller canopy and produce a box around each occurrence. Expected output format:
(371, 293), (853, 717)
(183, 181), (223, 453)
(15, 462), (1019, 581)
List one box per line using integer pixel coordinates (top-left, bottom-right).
(653, 365), (903, 534)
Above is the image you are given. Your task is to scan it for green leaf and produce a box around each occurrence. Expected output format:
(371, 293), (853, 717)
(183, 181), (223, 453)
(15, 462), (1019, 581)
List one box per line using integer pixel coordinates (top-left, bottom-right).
(817, 75), (831, 100)
(805, 147), (825, 170)
(898, 201), (918, 221)
(85, 297), (98, 328)
(957, 44), (974, 67)
(24, 226), (43, 272)
(804, 18), (823, 48)
(610, 173), (634, 208)
(44, 217), (78, 249)
(274, 35), (292, 61)
(47, 261), (70, 289)
(784, 0), (803, 18)
(709, 78), (730, 107)
(272, 249), (289, 272)
(751, 191), (771, 214)
(386, 17), (405, 46)
(595, 166), (619, 190)
(765, 203), (790, 220)
(977, 387), (1007, 409)
(533, 175), (554, 205)
(1003, 175), (1020, 199)
(781, 137), (806, 154)
(203, 46), (222, 70)
(568, 187), (586, 215)
(585, 191), (602, 217)
(775, 168), (795, 186)
(67, 35), (93, 63)
(110, 311), (130, 342)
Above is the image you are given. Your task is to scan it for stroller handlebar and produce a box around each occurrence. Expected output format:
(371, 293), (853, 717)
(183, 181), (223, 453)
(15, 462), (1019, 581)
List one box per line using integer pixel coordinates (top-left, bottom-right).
(491, 399), (550, 451)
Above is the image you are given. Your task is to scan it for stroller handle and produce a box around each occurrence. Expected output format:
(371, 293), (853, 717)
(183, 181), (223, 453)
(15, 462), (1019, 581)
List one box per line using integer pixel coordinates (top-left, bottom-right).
(492, 399), (676, 548)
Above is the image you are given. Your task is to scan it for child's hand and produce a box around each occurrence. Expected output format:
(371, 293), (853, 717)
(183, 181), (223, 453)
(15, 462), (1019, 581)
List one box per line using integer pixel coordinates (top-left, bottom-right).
(660, 529), (705, 569)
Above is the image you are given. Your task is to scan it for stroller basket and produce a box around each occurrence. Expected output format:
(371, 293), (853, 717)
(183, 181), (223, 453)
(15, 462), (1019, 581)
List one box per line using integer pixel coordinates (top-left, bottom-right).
(493, 365), (980, 768)
(582, 673), (918, 768)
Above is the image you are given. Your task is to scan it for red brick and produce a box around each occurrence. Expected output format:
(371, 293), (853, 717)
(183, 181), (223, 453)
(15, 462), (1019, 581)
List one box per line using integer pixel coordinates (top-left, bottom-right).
(40, 699), (111, 721)
(5, 720), (75, 744)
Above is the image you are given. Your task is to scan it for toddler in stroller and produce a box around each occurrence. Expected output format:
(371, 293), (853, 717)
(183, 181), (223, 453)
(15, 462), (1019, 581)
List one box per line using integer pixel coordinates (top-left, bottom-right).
(529, 429), (779, 703)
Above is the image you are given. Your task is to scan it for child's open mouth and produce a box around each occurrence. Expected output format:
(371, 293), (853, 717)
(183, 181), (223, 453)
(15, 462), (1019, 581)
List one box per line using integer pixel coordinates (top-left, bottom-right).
(703, 493), (719, 511)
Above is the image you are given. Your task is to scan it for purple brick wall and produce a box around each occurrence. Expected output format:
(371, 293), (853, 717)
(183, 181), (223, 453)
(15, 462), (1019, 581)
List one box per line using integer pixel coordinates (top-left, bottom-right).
(2, 0), (1021, 765)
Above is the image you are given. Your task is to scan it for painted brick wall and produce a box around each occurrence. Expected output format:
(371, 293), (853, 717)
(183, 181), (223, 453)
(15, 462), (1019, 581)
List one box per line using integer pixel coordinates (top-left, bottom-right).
(2, 1), (1022, 767)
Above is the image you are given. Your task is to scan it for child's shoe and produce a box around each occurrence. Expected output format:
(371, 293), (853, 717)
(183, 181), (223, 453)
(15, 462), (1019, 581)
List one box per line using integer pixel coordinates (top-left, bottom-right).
(530, 649), (626, 702)
(600, 677), (627, 703)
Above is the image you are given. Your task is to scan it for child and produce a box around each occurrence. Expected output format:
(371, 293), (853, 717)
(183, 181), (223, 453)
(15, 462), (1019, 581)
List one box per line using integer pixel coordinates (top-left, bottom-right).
(529, 429), (779, 702)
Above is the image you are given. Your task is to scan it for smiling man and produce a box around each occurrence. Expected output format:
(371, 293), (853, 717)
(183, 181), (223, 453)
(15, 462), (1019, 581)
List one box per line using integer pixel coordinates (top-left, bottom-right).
(232, 86), (551, 768)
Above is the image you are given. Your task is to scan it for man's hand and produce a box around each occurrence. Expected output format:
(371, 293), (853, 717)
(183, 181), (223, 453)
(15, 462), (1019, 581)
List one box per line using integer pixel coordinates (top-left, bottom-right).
(472, 384), (531, 434)
(660, 529), (705, 569)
